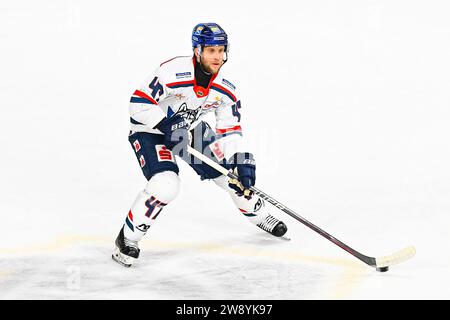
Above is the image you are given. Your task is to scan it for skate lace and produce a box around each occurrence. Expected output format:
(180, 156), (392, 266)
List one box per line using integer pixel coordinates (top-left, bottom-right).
(257, 215), (280, 232)
(124, 237), (139, 250)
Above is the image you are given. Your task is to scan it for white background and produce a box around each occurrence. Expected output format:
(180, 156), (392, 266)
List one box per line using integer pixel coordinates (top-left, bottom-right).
(1, 0), (449, 299)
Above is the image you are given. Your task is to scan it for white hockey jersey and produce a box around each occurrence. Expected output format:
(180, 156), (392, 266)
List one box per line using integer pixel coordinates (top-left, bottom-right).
(129, 55), (245, 161)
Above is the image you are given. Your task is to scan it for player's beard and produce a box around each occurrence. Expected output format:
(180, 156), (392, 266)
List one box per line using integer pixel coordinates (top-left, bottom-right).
(201, 60), (221, 75)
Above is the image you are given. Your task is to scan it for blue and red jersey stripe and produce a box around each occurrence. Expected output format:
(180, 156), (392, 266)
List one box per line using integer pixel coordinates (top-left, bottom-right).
(166, 80), (195, 89)
(211, 83), (237, 102)
(166, 80), (237, 103)
(130, 90), (158, 105)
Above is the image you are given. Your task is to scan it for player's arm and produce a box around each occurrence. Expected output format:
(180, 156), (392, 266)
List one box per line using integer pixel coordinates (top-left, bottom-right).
(129, 68), (168, 130)
(215, 98), (256, 199)
(215, 97), (244, 159)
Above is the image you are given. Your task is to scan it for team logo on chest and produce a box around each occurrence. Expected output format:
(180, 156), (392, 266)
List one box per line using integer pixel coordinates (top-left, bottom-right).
(175, 103), (202, 125)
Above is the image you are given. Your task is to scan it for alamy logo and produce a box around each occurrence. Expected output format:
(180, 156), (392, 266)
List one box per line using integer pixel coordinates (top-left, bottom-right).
(243, 159), (256, 165)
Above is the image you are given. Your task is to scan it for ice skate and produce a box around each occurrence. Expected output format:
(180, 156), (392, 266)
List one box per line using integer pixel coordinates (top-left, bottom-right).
(112, 226), (140, 268)
(256, 214), (288, 239)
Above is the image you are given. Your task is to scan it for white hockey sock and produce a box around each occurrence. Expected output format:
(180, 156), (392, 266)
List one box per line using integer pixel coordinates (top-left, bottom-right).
(123, 190), (167, 242)
(123, 171), (180, 242)
(213, 175), (270, 225)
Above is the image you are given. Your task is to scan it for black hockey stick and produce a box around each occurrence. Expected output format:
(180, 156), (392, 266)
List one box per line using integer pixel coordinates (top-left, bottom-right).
(187, 146), (416, 272)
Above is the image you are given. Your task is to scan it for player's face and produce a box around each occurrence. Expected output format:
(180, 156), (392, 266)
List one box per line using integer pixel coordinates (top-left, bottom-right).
(197, 46), (225, 74)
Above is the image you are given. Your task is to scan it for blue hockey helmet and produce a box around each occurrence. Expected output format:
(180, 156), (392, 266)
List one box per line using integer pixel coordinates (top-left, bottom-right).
(192, 23), (229, 53)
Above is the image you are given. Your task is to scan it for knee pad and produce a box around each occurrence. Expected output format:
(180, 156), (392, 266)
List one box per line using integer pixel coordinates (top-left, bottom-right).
(144, 171), (180, 204)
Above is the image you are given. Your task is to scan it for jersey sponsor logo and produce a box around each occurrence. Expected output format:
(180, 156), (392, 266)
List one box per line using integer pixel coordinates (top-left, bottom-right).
(155, 145), (175, 162)
(222, 78), (236, 90)
(202, 100), (220, 110)
(176, 72), (191, 79)
(170, 120), (187, 131)
(139, 155), (146, 168)
(133, 140), (141, 152)
(209, 142), (225, 161)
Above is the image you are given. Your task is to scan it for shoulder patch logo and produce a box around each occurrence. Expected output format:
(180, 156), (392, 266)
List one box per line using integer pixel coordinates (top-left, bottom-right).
(176, 72), (191, 79)
(222, 78), (236, 90)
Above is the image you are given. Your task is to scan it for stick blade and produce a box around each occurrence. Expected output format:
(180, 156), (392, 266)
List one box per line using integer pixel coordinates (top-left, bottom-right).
(375, 246), (416, 268)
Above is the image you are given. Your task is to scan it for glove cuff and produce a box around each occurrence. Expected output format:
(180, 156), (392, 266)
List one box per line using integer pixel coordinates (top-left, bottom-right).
(228, 152), (255, 168)
(154, 115), (188, 134)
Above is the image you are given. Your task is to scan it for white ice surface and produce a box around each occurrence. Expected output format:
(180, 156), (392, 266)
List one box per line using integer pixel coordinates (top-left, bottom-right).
(1, 0), (450, 299)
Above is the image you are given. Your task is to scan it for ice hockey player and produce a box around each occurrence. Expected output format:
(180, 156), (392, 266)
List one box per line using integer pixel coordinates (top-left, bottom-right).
(112, 22), (288, 267)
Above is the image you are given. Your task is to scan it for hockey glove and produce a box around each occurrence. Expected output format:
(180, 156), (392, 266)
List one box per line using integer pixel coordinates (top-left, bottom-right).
(228, 152), (256, 200)
(155, 115), (190, 152)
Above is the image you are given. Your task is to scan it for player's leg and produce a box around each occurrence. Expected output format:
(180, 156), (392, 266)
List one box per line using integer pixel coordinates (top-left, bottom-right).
(113, 131), (180, 267)
(185, 121), (287, 237)
(213, 175), (287, 237)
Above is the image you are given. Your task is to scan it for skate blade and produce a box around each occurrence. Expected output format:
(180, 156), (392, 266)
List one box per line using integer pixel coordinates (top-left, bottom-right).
(280, 235), (291, 241)
(112, 247), (136, 268)
(264, 233), (291, 241)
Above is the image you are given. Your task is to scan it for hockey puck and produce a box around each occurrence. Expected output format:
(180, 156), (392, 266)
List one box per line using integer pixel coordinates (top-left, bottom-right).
(376, 266), (389, 272)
